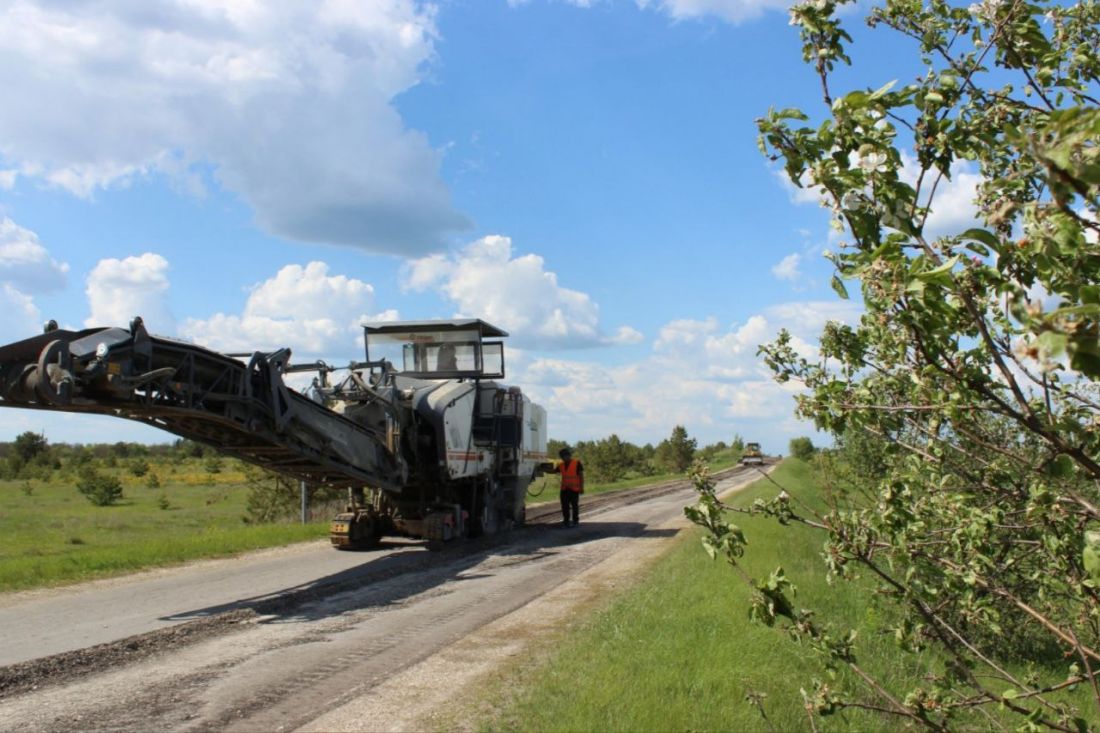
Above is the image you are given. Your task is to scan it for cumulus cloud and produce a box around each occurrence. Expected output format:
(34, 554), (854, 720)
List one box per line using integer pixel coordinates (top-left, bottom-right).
(637, 0), (789, 24)
(776, 153), (984, 241)
(85, 253), (173, 331)
(0, 1), (468, 255)
(181, 261), (397, 355)
(0, 217), (70, 341)
(0, 217), (69, 293)
(0, 282), (41, 343)
(517, 300), (862, 448)
(403, 235), (640, 348)
(900, 155), (982, 238)
(771, 253), (802, 282)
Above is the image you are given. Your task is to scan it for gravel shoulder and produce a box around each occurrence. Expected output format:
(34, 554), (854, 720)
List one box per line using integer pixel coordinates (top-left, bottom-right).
(299, 469), (767, 733)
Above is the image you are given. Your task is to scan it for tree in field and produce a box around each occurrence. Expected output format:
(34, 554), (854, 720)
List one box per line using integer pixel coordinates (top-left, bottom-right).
(788, 436), (815, 461)
(129, 458), (150, 477)
(656, 425), (697, 473)
(4, 431), (56, 480)
(689, 0), (1100, 727)
(76, 467), (123, 506)
(584, 433), (632, 483)
(13, 432), (48, 465)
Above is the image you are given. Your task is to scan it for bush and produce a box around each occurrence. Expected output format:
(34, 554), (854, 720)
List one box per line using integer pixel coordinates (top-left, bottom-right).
(129, 458), (150, 477)
(788, 437), (815, 461)
(76, 467), (124, 507)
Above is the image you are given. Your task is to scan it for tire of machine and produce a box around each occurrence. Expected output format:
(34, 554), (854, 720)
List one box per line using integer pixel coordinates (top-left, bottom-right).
(472, 482), (500, 537)
(348, 511), (382, 550)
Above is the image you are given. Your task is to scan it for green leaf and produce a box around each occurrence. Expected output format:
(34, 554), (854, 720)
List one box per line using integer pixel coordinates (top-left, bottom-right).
(1050, 454), (1074, 478)
(1081, 285), (1100, 305)
(868, 80), (897, 99)
(831, 275), (850, 300)
(915, 256), (960, 287)
(960, 228), (1000, 249)
(1037, 331), (1068, 358)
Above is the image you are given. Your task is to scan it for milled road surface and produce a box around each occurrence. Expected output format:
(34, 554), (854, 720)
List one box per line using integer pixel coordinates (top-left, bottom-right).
(0, 466), (767, 732)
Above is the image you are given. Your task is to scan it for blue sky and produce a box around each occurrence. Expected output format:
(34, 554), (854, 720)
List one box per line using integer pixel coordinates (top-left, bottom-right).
(0, 0), (967, 452)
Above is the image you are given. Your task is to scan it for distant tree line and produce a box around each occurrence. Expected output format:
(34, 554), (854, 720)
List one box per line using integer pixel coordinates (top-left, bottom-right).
(3, 426), (758, 512)
(548, 426), (751, 483)
(0, 433), (226, 481)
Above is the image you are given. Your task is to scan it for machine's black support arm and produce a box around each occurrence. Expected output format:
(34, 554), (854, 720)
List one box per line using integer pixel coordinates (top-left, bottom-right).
(0, 320), (405, 492)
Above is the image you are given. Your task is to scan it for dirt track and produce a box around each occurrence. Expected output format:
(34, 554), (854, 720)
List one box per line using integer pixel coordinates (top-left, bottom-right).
(0, 466), (767, 732)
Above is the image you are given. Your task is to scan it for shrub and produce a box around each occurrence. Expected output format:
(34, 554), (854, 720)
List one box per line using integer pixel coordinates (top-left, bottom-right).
(788, 437), (815, 461)
(76, 467), (123, 507)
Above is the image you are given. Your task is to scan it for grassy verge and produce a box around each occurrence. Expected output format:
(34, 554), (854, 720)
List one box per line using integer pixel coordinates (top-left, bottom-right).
(0, 470), (328, 593)
(475, 459), (1096, 731)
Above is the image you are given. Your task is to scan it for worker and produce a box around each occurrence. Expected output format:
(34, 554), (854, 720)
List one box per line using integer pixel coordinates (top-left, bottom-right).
(551, 447), (584, 527)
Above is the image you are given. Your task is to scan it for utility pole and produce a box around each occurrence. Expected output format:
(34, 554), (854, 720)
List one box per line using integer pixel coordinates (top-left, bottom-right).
(300, 480), (308, 524)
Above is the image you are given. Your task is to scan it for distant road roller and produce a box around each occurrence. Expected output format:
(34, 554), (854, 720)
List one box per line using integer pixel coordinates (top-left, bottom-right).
(740, 442), (764, 466)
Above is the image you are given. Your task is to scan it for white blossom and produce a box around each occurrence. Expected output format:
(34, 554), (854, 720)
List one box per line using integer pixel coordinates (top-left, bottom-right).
(968, 0), (1003, 19)
(841, 191), (865, 211)
(858, 150), (888, 173)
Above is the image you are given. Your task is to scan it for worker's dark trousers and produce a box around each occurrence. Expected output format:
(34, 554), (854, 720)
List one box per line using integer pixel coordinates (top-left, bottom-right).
(560, 490), (579, 524)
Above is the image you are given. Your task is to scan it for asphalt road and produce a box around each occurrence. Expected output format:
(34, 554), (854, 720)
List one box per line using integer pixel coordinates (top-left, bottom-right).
(0, 467), (765, 732)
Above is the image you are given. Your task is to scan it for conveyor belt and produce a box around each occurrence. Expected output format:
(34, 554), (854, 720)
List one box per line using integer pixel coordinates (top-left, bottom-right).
(0, 321), (403, 491)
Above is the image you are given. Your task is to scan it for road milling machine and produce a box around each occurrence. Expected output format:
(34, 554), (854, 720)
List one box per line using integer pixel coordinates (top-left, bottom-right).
(0, 317), (548, 548)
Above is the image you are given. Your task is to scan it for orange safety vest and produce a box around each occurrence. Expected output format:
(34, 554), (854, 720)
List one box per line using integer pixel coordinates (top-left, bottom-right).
(559, 459), (583, 493)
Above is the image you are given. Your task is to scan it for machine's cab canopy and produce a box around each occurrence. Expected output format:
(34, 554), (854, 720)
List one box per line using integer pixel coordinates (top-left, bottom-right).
(363, 319), (508, 380)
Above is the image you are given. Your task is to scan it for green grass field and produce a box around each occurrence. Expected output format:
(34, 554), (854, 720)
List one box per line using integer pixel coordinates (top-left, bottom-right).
(476, 459), (1097, 731)
(0, 463), (328, 592)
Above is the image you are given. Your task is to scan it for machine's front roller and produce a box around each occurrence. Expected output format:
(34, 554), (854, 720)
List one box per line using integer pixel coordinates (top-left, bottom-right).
(329, 509), (384, 550)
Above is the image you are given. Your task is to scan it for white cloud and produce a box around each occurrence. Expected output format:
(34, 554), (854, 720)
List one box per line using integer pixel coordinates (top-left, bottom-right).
(515, 300), (863, 450)
(0, 217), (69, 341)
(0, 217), (69, 293)
(900, 155), (982, 238)
(85, 253), (174, 331)
(0, 170), (16, 189)
(777, 153), (984, 241)
(0, 1), (468, 255)
(1079, 207), (1097, 245)
(0, 282), (41, 343)
(777, 168), (828, 207)
(771, 252), (802, 281)
(612, 326), (644, 344)
(763, 300), (862, 333)
(654, 317), (718, 351)
(403, 235), (639, 348)
(181, 261), (395, 355)
(637, 0), (789, 24)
